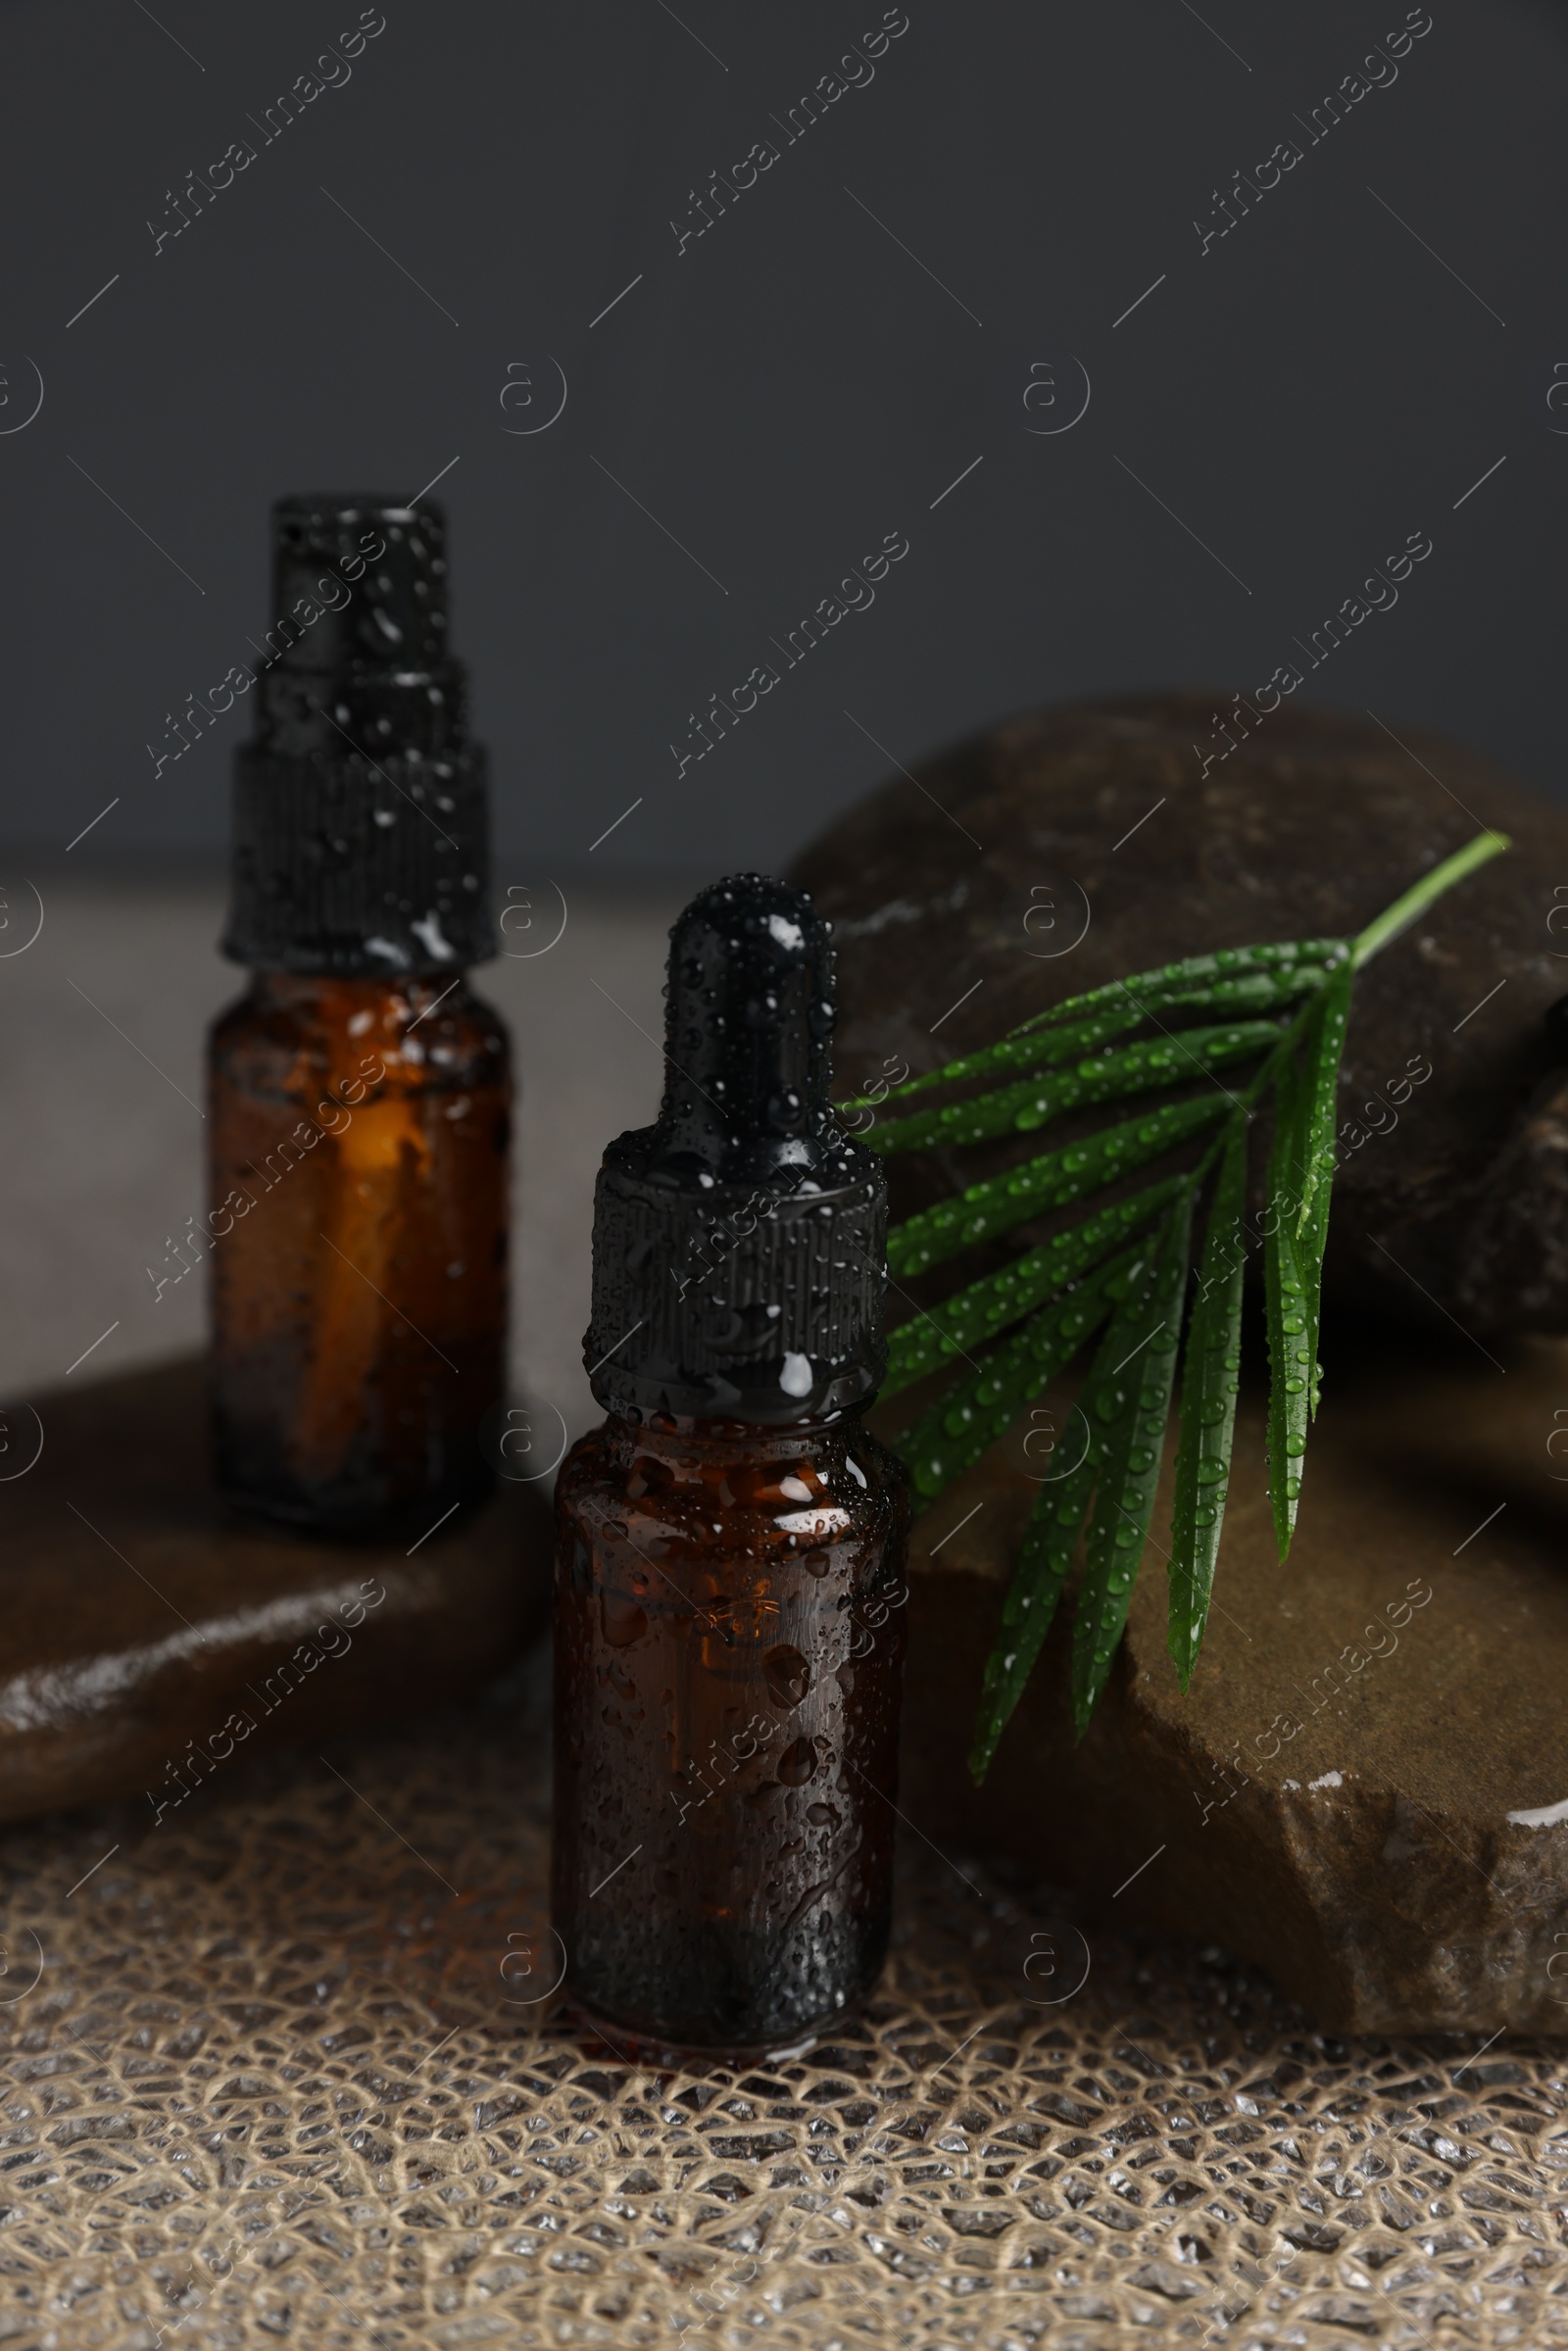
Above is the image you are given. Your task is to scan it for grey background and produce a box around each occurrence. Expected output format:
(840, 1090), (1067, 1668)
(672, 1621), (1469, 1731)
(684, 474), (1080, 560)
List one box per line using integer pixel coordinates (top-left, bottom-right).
(0, 0), (1561, 885)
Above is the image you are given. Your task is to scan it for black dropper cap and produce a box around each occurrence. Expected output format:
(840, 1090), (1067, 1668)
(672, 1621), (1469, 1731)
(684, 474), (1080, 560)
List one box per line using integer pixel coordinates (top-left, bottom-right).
(221, 496), (492, 975)
(584, 875), (888, 1423)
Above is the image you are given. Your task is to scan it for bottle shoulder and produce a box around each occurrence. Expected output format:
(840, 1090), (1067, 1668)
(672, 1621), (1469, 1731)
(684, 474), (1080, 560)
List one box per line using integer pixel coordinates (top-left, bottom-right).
(555, 1413), (908, 1556)
(210, 973), (510, 1098)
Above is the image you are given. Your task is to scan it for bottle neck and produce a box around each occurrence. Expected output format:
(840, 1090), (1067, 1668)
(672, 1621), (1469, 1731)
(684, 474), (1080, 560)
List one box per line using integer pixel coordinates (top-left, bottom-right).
(598, 1408), (858, 1474)
(242, 970), (473, 1016)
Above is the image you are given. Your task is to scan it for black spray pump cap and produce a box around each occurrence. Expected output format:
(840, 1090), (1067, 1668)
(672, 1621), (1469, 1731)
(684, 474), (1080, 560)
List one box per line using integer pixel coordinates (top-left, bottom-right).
(584, 874), (889, 1424)
(221, 496), (492, 976)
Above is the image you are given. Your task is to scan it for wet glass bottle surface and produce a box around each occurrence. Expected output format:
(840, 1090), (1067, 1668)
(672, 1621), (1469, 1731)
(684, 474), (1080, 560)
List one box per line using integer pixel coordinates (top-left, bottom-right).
(554, 1408), (908, 2063)
(557, 872), (904, 2058)
(209, 971), (509, 1532)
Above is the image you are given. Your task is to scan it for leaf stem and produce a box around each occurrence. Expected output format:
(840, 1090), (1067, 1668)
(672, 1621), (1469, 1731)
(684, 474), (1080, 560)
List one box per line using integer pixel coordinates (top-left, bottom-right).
(1350, 830), (1510, 969)
(1188, 827), (1509, 1178)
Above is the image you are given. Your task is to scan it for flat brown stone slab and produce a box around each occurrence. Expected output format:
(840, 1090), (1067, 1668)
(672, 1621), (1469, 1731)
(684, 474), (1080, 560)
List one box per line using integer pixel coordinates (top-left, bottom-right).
(882, 1328), (1568, 2033)
(0, 1356), (552, 1825)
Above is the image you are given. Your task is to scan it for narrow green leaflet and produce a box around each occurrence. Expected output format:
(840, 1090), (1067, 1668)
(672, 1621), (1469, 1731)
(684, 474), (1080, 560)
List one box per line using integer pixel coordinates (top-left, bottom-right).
(1292, 960), (1353, 1416)
(1293, 958), (1351, 1239)
(1262, 1047), (1311, 1559)
(1009, 940), (1347, 1037)
(839, 961), (1328, 1113)
(1167, 1120), (1249, 1690)
(1069, 1191), (1196, 1734)
(893, 1242), (1152, 1499)
(883, 1176), (1183, 1397)
(866, 1020), (1280, 1155)
(969, 1456), (1098, 1781)
(855, 830), (1516, 1767)
(839, 1004), (1151, 1110)
(888, 1091), (1229, 1276)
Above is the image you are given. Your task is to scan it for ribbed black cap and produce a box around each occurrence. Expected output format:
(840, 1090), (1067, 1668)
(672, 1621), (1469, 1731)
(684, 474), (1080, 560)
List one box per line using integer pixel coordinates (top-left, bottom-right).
(584, 874), (888, 1424)
(221, 496), (492, 974)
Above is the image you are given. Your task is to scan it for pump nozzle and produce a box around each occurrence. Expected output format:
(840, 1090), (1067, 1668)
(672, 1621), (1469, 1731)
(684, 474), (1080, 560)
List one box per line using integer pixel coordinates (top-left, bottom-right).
(221, 495), (491, 976)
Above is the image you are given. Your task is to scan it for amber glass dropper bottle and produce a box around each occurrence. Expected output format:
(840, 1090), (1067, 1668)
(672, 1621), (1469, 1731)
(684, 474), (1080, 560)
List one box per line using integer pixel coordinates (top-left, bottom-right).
(209, 496), (510, 1533)
(554, 874), (910, 2065)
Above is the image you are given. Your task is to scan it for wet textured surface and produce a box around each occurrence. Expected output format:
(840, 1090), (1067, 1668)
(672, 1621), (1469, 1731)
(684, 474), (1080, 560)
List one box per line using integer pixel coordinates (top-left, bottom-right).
(3, 1689), (1566, 2350)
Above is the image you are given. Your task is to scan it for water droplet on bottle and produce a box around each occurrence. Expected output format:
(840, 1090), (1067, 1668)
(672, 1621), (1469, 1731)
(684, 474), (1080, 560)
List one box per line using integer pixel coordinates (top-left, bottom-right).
(601, 1594), (648, 1647)
(776, 1737), (818, 1787)
(764, 1645), (811, 1707)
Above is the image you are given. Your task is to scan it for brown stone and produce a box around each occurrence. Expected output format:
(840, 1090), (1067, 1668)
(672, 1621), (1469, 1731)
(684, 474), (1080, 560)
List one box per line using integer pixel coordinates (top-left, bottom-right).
(874, 1323), (1568, 2033)
(792, 691), (1568, 1336)
(0, 1356), (552, 1825)
(791, 691), (1568, 2030)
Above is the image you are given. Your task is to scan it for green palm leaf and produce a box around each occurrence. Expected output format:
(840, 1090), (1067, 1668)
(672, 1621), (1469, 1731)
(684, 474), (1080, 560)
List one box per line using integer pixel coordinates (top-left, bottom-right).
(866, 1019), (1280, 1155)
(888, 1091), (1228, 1277)
(895, 1240), (1152, 1498)
(864, 831), (1510, 1762)
(1292, 960), (1353, 1416)
(840, 961), (1329, 1114)
(1069, 1191), (1195, 1735)
(1009, 939), (1345, 1035)
(882, 1175), (1184, 1396)
(1262, 1042), (1312, 1558)
(841, 1003), (1154, 1110)
(969, 1454), (1097, 1780)
(1167, 1121), (1248, 1690)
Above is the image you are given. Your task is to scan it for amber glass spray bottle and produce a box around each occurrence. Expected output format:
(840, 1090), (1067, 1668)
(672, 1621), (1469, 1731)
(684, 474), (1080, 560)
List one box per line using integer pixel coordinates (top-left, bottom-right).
(554, 875), (910, 2063)
(209, 496), (510, 1532)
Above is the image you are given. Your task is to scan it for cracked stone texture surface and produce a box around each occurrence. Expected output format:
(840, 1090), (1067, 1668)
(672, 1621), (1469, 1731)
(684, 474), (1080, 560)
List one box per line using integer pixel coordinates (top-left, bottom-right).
(791, 691), (1568, 1337)
(4, 1687), (1568, 2351)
